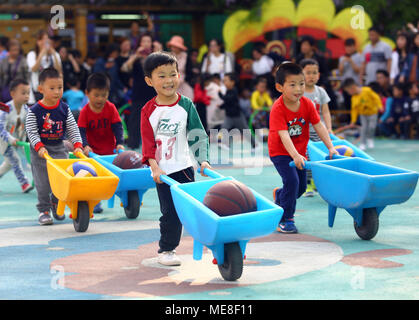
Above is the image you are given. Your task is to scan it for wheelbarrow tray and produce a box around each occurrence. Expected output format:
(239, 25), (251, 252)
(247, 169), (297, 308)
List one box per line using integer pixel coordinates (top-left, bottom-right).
(169, 176), (282, 249)
(46, 157), (119, 202)
(308, 158), (419, 226)
(308, 138), (374, 162)
(90, 154), (155, 207)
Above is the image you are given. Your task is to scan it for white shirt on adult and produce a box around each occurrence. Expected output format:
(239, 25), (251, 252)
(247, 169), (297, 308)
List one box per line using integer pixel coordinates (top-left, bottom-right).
(201, 52), (233, 77)
(26, 50), (61, 104)
(252, 55), (274, 76)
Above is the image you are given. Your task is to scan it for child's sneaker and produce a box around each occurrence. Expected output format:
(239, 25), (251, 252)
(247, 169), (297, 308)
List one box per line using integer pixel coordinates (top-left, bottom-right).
(272, 187), (281, 205)
(277, 219), (298, 234)
(359, 143), (366, 150)
(303, 183), (316, 197)
(367, 139), (374, 149)
(158, 250), (181, 266)
(38, 212), (53, 225)
(93, 202), (103, 213)
(21, 183), (34, 193)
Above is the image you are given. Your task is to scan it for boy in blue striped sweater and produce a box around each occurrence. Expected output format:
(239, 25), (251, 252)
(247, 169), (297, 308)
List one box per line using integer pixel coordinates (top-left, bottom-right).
(26, 68), (83, 225)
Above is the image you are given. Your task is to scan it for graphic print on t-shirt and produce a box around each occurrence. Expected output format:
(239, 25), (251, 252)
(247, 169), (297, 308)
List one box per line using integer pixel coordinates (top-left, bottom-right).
(287, 117), (306, 137)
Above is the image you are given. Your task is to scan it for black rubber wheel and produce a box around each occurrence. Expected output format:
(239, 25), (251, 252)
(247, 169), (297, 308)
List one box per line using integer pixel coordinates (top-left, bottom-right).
(217, 242), (243, 281)
(124, 191), (140, 219)
(354, 208), (379, 240)
(73, 201), (90, 232)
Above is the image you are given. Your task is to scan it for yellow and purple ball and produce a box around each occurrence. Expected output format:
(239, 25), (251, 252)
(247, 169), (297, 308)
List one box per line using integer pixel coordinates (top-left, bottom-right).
(66, 161), (97, 177)
(334, 145), (355, 157)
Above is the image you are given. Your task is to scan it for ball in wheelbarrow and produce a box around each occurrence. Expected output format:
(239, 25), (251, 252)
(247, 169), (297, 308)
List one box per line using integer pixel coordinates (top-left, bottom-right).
(335, 145), (355, 157)
(203, 180), (257, 217)
(66, 161), (97, 177)
(112, 150), (144, 169)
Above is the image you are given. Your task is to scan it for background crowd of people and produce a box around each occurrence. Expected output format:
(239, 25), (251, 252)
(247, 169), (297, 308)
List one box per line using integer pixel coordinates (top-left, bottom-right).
(1, 18), (419, 149)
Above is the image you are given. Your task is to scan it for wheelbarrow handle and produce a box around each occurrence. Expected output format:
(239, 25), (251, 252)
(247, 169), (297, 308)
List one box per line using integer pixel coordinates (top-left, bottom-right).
(74, 151), (88, 159)
(325, 154), (345, 160)
(160, 174), (179, 186)
(289, 160), (311, 169)
(43, 153), (52, 161)
(16, 141), (28, 147)
(88, 151), (98, 158)
(197, 167), (224, 179)
(113, 148), (124, 154)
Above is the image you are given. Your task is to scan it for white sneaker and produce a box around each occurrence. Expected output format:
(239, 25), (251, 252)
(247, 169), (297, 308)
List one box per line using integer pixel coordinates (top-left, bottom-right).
(367, 139), (374, 149)
(158, 250), (181, 266)
(359, 143), (366, 151)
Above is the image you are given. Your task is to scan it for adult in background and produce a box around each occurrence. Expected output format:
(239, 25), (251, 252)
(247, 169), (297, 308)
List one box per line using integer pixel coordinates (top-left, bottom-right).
(338, 38), (364, 110)
(201, 39), (233, 78)
(167, 35), (194, 100)
(390, 32), (414, 85)
(121, 33), (155, 149)
(295, 35), (336, 110)
(360, 26), (392, 85)
(0, 39), (29, 102)
(58, 46), (80, 91)
(26, 30), (62, 104)
(252, 43), (275, 96)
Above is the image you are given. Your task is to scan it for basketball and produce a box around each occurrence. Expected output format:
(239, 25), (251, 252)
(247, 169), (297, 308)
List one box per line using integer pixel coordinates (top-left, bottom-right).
(112, 150), (144, 169)
(66, 161), (97, 177)
(334, 145), (355, 157)
(203, 180), (257, 217)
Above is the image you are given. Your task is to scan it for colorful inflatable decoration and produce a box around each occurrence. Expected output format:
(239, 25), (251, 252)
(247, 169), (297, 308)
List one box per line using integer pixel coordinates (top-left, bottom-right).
(223, 0), (395, 54)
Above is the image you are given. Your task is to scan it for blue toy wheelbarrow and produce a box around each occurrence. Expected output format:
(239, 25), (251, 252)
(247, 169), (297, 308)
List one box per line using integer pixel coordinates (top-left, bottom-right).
(291, 157), (419, 240)
(89, 151), (155, 219)
(307, 134), (374, 162)
(160, 168), (283, 281)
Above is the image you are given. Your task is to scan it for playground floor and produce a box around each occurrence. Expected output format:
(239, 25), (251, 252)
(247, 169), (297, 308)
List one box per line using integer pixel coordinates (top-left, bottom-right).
(0, 137), (418, 301)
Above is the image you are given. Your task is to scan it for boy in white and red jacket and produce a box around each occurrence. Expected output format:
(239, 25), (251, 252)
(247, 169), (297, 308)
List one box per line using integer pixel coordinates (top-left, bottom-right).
(140, 52), (210, 267)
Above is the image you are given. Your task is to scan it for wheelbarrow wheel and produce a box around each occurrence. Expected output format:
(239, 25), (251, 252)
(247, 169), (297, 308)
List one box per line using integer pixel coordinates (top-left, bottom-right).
(218, 242), (243, 281)
(73, 201), (90, 232)
(124, 191), (140, 219)
(354, 208), (379, 240)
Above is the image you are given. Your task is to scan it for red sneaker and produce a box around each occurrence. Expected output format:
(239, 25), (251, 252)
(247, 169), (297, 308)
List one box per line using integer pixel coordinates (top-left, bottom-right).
(22, 183), (34, 193)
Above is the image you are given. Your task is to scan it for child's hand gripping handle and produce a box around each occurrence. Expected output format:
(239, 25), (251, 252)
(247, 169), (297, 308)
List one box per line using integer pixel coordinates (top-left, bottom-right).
(289, 160), (311, 170)
(197, 167), (224, 179)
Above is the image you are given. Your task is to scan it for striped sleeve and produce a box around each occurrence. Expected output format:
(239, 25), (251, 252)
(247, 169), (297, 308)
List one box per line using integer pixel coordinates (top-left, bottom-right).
(65, 107), (83, 149)
(25, 109), (45, 151)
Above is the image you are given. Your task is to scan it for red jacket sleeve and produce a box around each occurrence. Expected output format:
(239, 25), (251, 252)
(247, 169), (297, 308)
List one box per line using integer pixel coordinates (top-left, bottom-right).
(140, 101), (157, 165)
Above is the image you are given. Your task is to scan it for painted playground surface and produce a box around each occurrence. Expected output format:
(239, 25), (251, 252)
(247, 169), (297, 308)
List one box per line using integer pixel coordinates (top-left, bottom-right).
(0, 138), (418, 300)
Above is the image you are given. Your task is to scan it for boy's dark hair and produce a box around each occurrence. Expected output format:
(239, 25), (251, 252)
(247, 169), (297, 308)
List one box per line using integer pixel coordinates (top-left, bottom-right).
(344, 38), (356, 46)
(300, 35), (315, 47)
(86, 72), (110, 92)
(224, 72), (238, 84)
(255, 76), (267, 85)
(368, 26), (381, 34)
(376, 69), (389, 78)
(368, 81), (382, 95)
(275, 62), (303, 85)
(143, 51), (178, 78)
(341, 77), (357, 89)
(39, 67), (61, 84)
(393, 82), (406, 93)
(9, 78), (29, 92)
(299, 58), (319, 69)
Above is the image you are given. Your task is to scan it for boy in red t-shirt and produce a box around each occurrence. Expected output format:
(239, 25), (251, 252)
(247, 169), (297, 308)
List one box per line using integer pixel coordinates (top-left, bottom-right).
(269, 63), (338, 233)
(78, 72), (124, 212)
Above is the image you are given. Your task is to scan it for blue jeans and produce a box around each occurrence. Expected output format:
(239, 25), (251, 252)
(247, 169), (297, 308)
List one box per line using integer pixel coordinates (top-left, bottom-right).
(270, 155), (307, 221)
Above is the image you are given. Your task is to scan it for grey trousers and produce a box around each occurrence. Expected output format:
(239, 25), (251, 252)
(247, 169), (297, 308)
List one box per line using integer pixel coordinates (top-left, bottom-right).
(30, 143), (68, 213)
(359, 114), (378, 145)
(222, 114), (256, 148)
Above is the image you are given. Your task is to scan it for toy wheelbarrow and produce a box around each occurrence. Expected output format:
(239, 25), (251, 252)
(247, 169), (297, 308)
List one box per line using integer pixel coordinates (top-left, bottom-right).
(160, 168), (283, 281)
(89, 151), (155, 219)
(44, 151), (119, 232)
(291, 157), (419, 240)
(307, 134), (374, 162)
